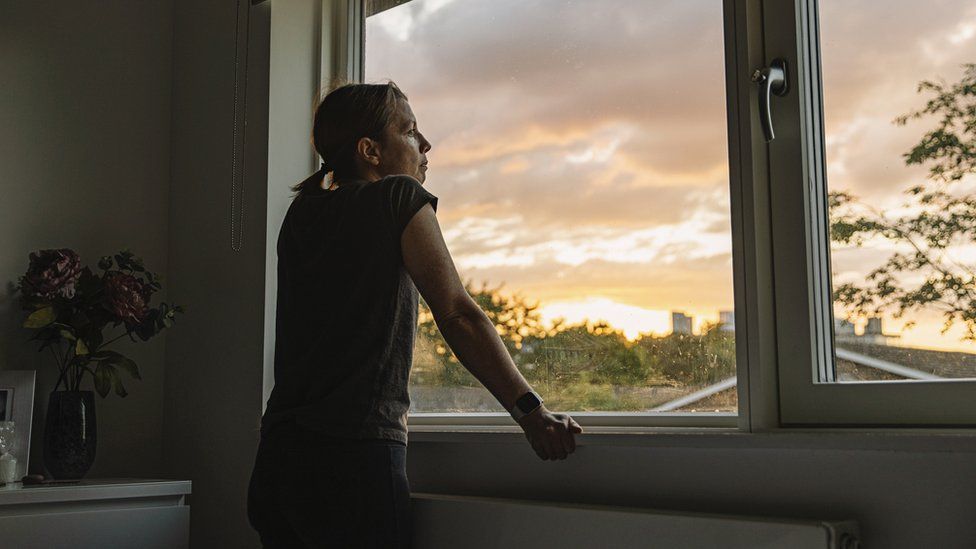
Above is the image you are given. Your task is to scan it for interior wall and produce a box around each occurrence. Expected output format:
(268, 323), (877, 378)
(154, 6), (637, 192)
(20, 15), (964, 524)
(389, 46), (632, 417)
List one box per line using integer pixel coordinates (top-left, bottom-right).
(265, 0), (322, 409)
(10, 3), (970, 549)
(407, 434), (976, 548)
(247, 5), (976, 549)
(164, 0), (273, 546)
(0, 0), (173, 479)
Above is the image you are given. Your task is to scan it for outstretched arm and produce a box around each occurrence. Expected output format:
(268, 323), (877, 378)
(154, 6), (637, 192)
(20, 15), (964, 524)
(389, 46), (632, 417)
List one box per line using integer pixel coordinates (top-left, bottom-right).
(401, 204), (582, 460)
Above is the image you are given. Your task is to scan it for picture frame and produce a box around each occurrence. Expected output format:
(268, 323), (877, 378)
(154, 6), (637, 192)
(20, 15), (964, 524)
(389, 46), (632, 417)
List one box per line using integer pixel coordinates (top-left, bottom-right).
(0, 371), (36, 482)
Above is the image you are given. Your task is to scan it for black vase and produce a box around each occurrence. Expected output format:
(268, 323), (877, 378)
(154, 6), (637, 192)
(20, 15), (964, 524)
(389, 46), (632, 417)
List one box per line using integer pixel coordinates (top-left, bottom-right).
(43, 390), (97, 480)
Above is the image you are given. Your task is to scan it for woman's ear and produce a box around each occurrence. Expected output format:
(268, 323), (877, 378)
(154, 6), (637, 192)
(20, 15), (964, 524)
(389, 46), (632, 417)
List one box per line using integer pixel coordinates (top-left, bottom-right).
(357, 137), (382, 166)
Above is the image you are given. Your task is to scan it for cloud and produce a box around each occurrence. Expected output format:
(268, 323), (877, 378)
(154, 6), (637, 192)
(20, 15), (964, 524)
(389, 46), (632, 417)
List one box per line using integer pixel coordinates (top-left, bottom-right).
(819, 0), (976, 206)
(365, 0), (976, 347)
(368, 0), (729, 179)
(366, 0), (737, 317)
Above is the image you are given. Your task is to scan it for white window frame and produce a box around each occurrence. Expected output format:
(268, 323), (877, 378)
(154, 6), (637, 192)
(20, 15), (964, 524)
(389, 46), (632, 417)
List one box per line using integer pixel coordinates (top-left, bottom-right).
(764, 0), (976, 426)
(332, 0), (748, 432)
(318, 0), (976, 433)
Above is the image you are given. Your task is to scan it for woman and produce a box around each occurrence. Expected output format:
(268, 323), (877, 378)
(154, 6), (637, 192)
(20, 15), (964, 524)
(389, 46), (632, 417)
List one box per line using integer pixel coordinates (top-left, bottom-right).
(247, 82), (583, 548)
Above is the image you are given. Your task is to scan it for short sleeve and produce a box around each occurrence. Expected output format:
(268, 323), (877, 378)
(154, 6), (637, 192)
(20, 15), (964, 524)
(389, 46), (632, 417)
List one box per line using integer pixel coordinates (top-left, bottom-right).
(387, 175), (438, 235)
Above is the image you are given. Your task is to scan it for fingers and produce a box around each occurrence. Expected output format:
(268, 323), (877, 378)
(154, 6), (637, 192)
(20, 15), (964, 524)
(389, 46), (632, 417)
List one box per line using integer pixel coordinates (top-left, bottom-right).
(556, 414), (582, 458)
(529, 427), (560, 461)
(524, 413), (583, 461)
(548, 417), (574, 460)
(531, 439), (548, 461)
(561, 417), (576, 454)
(544, 434), (563, 460)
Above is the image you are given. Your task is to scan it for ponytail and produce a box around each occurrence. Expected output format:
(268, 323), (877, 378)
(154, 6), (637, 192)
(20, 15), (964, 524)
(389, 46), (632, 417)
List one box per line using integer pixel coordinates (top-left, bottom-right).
(290, 82), (407, 196)
(290, 162), (330, 195)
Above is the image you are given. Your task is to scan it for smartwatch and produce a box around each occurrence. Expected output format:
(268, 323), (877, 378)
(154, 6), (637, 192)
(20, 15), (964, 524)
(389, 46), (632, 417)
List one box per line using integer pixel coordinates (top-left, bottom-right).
(510, 390), (543, 422)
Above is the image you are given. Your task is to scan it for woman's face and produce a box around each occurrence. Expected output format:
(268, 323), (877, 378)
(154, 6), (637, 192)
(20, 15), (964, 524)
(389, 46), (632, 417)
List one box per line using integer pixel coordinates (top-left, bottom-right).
(378, 98), (432, 183)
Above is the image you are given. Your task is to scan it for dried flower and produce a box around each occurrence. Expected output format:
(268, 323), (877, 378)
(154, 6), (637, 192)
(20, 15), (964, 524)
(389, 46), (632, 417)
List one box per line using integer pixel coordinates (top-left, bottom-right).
(22, 249), (83, 300)
(103, 272), (150, 325)
(18, 248), (182, 396)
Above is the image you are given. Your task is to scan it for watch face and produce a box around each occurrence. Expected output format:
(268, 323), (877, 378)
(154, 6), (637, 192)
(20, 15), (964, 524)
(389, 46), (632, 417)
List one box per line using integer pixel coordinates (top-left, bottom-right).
(516, 391), (542, 412)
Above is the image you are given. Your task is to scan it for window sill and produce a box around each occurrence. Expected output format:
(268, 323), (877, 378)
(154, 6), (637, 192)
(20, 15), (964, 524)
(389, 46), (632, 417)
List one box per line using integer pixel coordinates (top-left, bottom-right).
(406, 423), (976, 452)
(407, 412), (737, 428)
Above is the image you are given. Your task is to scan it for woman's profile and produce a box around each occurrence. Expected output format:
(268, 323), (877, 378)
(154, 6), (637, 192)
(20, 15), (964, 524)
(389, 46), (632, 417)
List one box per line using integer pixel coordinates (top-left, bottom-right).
(247, 81), (582, 548)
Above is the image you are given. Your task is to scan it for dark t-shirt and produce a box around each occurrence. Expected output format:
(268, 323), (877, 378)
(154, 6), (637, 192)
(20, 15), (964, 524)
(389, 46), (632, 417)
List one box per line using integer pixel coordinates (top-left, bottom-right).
(260, 174), (438, 444)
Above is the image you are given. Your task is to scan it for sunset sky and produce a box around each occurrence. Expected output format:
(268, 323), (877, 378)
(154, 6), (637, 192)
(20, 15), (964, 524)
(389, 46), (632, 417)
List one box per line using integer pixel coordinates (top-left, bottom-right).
(365, 0), (976, 351)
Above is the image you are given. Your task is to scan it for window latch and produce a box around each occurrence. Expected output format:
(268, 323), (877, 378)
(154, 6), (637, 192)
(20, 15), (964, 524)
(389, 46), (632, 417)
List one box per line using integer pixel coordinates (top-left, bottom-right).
(751, 58), (789, 142)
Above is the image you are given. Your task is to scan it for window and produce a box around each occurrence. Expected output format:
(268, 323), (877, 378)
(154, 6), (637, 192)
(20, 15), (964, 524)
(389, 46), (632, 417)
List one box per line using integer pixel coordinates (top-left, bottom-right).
(365, 0), (739, 425)
(316, 0), (976, 429)
(765, 0), (976, 425)
(822, 2), (976, 381)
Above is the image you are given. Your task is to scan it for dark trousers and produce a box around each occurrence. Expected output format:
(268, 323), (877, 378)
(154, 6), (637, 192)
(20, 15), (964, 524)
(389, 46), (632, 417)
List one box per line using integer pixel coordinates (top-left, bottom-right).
(247, 422), (411, 548)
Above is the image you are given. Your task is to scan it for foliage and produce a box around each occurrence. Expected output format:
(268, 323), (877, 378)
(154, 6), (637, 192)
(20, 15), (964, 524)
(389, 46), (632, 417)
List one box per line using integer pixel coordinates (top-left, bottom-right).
(414, 281), (736, 409)
(541, 372), (644, 411)
(518, 322), (650, 387)
(417, 280), (544, 387)
(16, 249), (183, 397)
(829, 64), (976, 339)
(636, 323), (736, 386)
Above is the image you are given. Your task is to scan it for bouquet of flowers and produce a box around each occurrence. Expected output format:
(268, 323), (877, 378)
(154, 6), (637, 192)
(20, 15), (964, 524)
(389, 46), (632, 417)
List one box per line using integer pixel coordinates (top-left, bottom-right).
(16, 248), (183, 397)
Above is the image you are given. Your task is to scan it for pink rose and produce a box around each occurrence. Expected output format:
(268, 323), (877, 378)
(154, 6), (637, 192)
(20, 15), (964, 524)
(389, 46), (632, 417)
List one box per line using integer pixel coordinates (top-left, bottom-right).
(22, 249), (83, 300)
(104, 272), (150, 325)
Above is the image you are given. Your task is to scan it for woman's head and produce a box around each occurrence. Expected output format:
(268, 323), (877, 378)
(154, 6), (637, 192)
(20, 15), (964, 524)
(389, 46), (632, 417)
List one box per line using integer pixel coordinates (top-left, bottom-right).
(294, 81), (431, 193)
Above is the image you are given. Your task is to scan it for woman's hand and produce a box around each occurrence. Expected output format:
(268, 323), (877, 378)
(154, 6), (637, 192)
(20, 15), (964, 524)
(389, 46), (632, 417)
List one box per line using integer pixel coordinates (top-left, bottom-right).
(516, 405), (583, 460)
(402, 206), (583, 460)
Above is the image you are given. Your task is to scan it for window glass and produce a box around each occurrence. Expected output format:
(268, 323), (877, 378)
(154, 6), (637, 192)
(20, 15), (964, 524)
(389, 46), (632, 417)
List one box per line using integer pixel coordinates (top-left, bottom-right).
(366, 0), (737, 413)
(821, 1), (976, 382)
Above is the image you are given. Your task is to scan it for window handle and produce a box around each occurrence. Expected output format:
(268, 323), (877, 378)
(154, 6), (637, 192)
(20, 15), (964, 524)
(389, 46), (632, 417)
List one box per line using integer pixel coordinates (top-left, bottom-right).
(751, 58), (789, 142)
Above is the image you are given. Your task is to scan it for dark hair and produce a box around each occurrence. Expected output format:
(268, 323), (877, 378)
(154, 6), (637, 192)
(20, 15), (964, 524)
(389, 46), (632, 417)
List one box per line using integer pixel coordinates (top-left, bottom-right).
(291, 81), (408, 194)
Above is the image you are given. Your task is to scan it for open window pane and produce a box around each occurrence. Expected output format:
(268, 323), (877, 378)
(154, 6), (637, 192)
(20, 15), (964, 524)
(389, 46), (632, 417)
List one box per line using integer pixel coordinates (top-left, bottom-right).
(366, 0), (736, 415)
(762, 0), (976, 425)
(821, 0), (976, 383)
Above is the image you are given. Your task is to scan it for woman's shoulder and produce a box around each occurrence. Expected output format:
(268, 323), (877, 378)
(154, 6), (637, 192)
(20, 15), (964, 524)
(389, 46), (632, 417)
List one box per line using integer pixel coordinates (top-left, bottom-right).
(374, 174), (423, 189)
(367, 175), (429, 205)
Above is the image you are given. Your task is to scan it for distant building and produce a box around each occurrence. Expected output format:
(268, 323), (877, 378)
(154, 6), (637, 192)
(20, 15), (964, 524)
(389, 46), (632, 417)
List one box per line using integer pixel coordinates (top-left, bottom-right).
(671, 312), (693, 335)
(835, 318), (856, 337)
(864, 317), (882, 335)
(834, 316), (896, 345)
(718, 310), (735, 332)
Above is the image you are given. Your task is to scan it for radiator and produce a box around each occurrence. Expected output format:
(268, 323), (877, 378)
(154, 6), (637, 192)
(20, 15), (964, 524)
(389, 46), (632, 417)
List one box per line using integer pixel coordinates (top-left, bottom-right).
(411, 493), (860, 549)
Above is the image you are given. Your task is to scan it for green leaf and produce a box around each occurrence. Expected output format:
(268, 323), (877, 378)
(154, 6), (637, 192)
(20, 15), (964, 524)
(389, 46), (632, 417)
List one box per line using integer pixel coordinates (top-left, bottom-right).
(75, 338), (89, 356)
(114, 356), (141, 380)
(135, 327), (152, 342)
(24, 307), (56, 328)
(91, 350), (119, 361)
(93, 363), (113, 398)
(111, 374), (128, 398)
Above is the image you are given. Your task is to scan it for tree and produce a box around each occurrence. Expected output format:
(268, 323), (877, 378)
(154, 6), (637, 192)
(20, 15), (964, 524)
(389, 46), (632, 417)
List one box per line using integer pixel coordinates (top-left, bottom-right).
(416, 280), (544, 386)
(518, 321), (648, 389)
(635, 323), (735, 386)
(829, 64), (976, 339)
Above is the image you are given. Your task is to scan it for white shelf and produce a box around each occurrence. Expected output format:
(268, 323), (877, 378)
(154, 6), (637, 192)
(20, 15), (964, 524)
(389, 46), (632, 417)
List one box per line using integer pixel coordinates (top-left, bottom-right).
(0, 478), (191, 507)
(0, 478), (191, 549)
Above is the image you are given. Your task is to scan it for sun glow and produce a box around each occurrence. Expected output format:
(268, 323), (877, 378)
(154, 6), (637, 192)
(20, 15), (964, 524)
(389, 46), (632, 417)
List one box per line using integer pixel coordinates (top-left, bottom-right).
(537, 298), (672, 341)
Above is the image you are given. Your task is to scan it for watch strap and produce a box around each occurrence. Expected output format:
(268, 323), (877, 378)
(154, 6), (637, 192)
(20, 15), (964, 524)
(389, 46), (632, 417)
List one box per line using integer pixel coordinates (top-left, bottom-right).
(510, 390), (543, 421)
